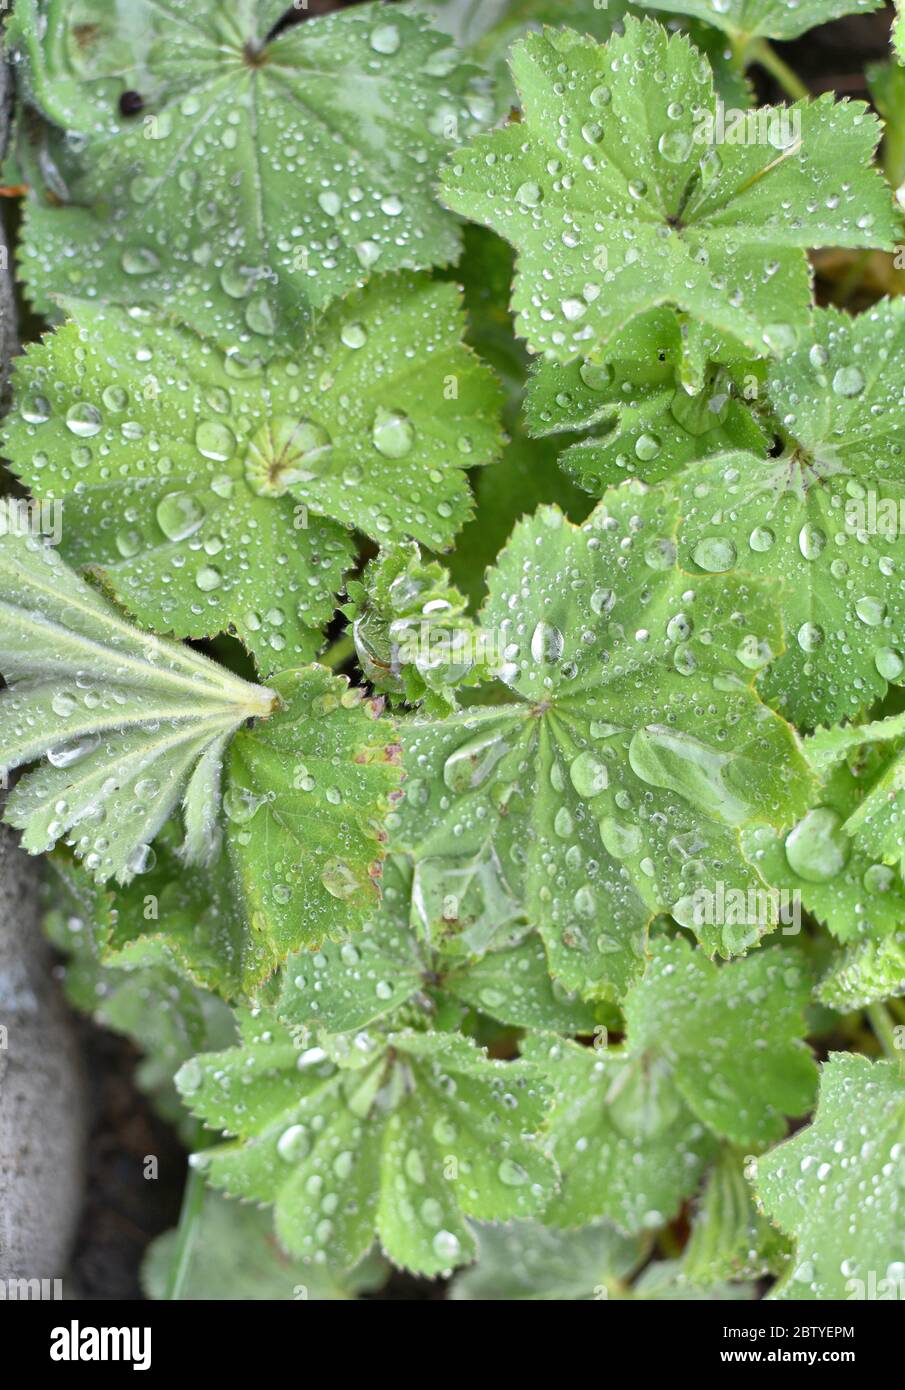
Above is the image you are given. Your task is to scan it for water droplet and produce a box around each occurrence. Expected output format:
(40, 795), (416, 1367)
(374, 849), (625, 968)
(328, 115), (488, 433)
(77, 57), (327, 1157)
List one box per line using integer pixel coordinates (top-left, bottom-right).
(599, 816), (641, 859)
(65, 403), (102, 438)
(579, 361), (613, 392)
(799, 522), (826, 560)
(195, 565), (222, 592)
(195, 420), (236, 462)
(855, 595), (886, 626)
(569, 750), (609, 797)
(179, 1059), (203, 1094)
(515, 181), (543, 208)
(629, 726), (753, 825)
(832, 365), (865, 398)
(692, 536), (737, 572)
(635, 432), (661, 462)
(245, 417), (333, 495)
(748, 526), (775, 553)
(277, 1124), (310, 1162)
(341, 321), (368, 349)
(156, 491), (205, 542)
(864, 863), (895, 893)
(784, 807), (849, 882)
(370, 23), (400, 54)
(497, 1158), (529, 1186)
(321, 859), (362, 901)
(432, 1230), (461, 1263)
(531, 621), (564, 663)
(372, 408), (415, 459)
(658, 130), (692, 164)
(797, 622), (824, 652)
(876, 647), (904, 681)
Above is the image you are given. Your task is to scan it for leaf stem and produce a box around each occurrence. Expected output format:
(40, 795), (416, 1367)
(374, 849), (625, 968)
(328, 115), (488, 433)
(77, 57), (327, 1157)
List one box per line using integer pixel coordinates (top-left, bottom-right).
(164, 1150), (207, 1301)
(867, 1002), (904, 1070)
(746, 39), (810, 102)
(320, 632), (355, 671)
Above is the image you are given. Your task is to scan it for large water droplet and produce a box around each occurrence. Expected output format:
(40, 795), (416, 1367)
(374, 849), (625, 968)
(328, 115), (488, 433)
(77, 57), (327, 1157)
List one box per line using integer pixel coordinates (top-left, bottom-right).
(156, 491), (205, 542)
(527, 620), (563, 665)
(569, 750), (609, 797)
(372, 408), (415, 459)
(784, 807), (849, 883)
(628, 726), (753, 825)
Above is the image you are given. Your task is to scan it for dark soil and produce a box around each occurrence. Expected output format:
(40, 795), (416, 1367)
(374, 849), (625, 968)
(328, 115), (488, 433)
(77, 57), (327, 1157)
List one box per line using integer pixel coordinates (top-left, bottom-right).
(67, 1020), (184, 1300)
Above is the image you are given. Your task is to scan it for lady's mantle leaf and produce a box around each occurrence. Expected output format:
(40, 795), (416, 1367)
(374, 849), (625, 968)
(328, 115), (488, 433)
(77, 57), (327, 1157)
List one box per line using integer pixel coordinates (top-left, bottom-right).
(742, 747), (905, 1010)
(524, 1032), (717, 1233)
(524, 310), (769, 490)
(753, 1052), (905, 1299)
(0, 535), (403, 983)
(448, 1217), (647, 1300)
(633, 0), (883, 43)
(0, 532), (277, 880)
(623, 937), (817, 1148)
(440, 19), (898, 361)
(527, 937), (815, 1232)
(277, 856), (598, 1036)
(594, 301), (905, 728)
(397, 484), (815, 1001)
(3, 275), (503, 674)
(142, 1189), (388, 1301)
(806, 712), (905, 877)
(177, 1016), (557, 1276)
(9, 1), (490, 349)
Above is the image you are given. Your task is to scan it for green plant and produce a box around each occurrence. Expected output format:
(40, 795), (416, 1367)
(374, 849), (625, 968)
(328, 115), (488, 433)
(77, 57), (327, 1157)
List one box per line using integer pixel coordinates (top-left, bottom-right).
(3, 0), (905, 1301)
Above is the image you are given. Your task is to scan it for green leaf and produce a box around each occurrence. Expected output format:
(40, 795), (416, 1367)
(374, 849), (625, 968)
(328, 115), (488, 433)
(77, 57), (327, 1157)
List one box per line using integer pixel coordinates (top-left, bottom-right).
(221, 666), (402, 976)
(524, 312), (769, 491)
(753, 1052), (905, 1299)
(448, 1217), (646, 1300)
(94, 826), (259, 1000)
(629, 1258), (755, 1299)
(622, 937), (817, 1148)
(895, 0), (905, 68)
(742, 748), (905, 1008)
(177, 1014), (557, 1276)
(341, 541), (491, 715)
(808, 711), (905, 875)
(9, 1), (490, 348)
(656, 302), (905, 727)
(0, 531), (278, 881)
(633, 0), (883, 43)
(396, 484), (815, 1001)
(277, 855), (598, 1036)
(527, 936), (815, 1232)
(683, 1146), (790, 1284)
(142, 1190), (388, 1301)
(0, 535), (403, 977)
(441, 19), (898, 362)
(44, 853), (238, 1138)
(524, 1031), (717, 1232)
(3, 275), (503, 674)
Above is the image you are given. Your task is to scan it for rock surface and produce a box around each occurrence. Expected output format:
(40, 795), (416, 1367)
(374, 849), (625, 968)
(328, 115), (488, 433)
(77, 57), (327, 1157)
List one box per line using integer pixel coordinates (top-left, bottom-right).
(0, 58), (86, 1287)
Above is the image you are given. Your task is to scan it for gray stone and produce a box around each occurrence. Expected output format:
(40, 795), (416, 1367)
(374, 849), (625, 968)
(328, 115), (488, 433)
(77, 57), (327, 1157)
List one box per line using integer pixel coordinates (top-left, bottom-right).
(0, 59), (86, 1287)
